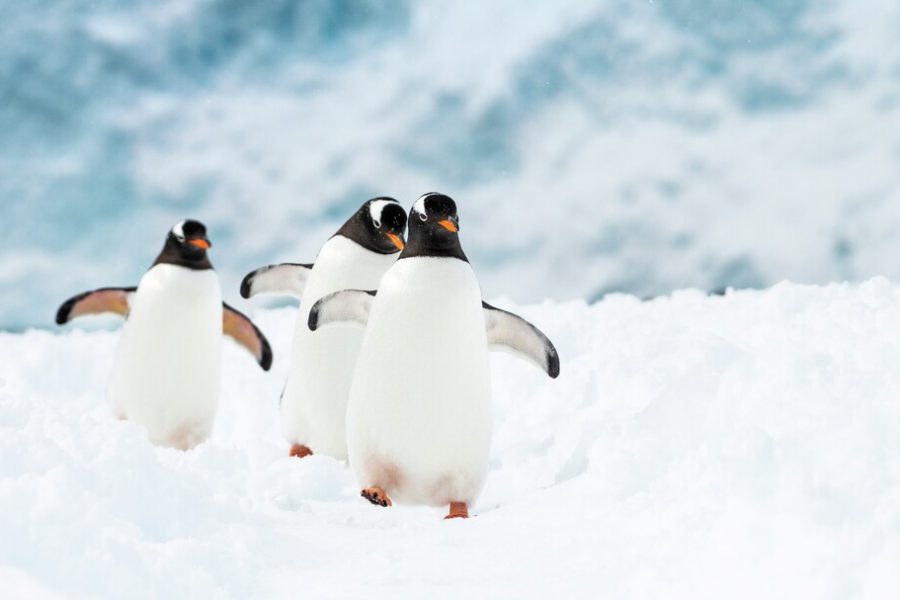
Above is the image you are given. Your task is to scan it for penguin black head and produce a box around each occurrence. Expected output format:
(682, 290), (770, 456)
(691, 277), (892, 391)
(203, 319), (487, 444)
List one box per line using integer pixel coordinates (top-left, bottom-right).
(401, 193), (467, 262)
(334, 197), (407, 254)
(153, 219), (214, 270)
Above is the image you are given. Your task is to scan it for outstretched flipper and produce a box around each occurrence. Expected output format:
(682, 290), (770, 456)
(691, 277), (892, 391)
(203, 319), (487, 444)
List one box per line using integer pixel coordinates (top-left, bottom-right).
(55, 287), (138, 325)
(307, 290), (376, 331)
(240, 263), (313, 299)
(482, 301), (560, 378)
(223, 303), (273, 371)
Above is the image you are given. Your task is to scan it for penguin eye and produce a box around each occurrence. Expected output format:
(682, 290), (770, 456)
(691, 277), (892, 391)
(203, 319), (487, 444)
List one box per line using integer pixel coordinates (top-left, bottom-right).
(419, 212), (427, 222)
(373, 218), (382, 229)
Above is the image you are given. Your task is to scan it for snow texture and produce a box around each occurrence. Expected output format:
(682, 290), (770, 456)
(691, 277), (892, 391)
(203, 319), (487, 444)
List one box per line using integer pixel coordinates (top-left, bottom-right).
(2, 279), (900, 598)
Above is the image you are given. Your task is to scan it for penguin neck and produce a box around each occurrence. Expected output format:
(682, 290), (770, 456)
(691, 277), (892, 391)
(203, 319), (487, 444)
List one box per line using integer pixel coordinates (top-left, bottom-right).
(152, 241), (214, 271)
(399, 231), (468, 262)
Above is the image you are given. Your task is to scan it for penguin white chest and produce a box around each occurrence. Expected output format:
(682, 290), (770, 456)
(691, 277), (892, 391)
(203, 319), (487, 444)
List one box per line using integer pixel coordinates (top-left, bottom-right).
(347, 257), (493, 506)
(109, 265), (223, 449)
(280, 236), (398, 458)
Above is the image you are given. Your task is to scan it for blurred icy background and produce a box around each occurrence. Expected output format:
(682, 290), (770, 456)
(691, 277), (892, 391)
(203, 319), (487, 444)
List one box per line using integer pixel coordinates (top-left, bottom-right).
(1, 0), (899, 330)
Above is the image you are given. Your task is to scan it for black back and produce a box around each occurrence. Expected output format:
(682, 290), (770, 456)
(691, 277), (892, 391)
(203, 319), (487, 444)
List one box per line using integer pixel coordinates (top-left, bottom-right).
(333, 197), (407, 254)
(399, 193), (467, 262)
(152, 219), (214, 270)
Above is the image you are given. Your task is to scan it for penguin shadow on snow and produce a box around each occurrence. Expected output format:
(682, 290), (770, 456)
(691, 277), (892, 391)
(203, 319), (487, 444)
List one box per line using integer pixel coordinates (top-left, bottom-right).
(55, 219), (272, 451)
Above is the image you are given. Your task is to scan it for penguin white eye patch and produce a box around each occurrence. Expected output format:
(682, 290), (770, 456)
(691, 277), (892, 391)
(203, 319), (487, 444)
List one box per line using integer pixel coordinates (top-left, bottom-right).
(172, 220), (186, 241)
(368, 200), (398, 229)
(412, 196), (429, 220)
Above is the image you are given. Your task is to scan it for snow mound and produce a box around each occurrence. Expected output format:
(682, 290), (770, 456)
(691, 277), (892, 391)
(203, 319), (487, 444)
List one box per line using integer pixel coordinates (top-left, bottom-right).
(2, 279), (900, 598)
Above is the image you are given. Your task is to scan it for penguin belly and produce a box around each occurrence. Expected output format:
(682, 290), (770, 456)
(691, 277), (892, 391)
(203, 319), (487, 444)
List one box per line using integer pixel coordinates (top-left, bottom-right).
(108, 265), (223, 450)
(280, 236), (398, 459)
(347, 258), (493, 506)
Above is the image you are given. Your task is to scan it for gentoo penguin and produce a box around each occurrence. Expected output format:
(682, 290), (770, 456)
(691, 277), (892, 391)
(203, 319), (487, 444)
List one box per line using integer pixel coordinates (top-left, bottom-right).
(56, 220), (272, 450)
(240, 197), (407, 459)
(308, 193), (559, 519)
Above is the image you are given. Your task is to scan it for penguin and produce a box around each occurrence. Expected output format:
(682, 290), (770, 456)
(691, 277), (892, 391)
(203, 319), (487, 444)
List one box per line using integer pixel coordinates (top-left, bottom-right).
(240, 197), (407, 459)
(56, 219), (272, 450)
(307, 193), (559, 519)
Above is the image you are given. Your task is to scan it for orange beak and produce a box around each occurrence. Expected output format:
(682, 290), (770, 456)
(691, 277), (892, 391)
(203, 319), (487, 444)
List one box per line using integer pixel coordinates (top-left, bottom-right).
(438, 219), (458, 233)
(386, 232), (405, 251)
(189, 239), (211, 249)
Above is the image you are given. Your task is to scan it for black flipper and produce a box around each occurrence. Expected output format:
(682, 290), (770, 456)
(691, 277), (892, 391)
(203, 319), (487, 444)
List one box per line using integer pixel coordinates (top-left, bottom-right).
(223, 302), (273, 371)
(482, 301), (560, 378)
(240, 263), (314, 299)
(308, 290), (376, 331)
(55, 287), (138, 325)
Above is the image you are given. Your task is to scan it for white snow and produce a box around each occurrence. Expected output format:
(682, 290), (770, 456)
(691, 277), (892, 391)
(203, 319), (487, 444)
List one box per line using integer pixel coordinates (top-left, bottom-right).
(2, 279), (900, 598)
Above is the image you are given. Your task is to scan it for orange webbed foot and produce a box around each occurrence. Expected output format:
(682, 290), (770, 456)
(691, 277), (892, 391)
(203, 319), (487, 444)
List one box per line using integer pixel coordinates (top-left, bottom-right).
(289, 444), (313, 459)
(361, 487), (392, 507)
(444, 502), (469, 519)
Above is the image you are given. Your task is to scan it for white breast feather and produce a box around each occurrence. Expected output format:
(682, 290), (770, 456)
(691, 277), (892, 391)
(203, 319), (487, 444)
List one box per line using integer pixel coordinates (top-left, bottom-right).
(346, 258), (493, 507)
(279, 235), (399, 459)
(108, 264), (222, 450)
